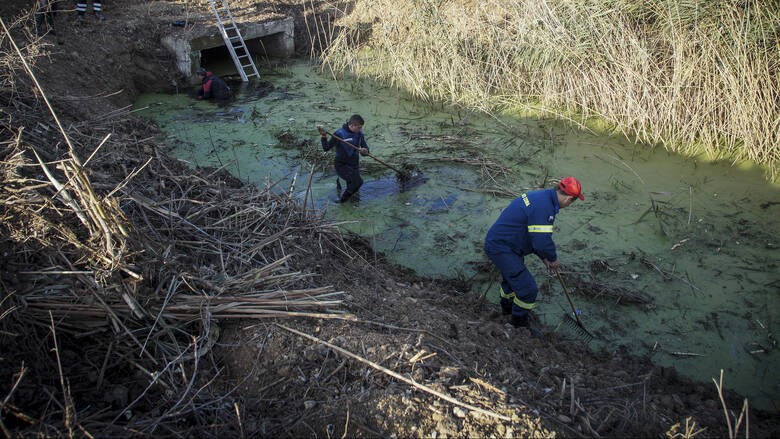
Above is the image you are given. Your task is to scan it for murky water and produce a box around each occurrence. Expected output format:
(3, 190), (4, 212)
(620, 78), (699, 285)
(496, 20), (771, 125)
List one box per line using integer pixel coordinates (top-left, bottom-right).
(134, 60), (779, 411)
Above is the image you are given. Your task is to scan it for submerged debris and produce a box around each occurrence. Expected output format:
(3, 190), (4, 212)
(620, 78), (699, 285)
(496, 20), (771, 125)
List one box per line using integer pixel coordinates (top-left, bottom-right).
(397, 162), (427, 191)
(561, 265), (653, 305)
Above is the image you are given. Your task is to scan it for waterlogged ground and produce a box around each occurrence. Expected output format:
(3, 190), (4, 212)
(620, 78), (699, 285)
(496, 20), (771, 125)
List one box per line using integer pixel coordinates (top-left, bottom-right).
(134, 60), (779, 410)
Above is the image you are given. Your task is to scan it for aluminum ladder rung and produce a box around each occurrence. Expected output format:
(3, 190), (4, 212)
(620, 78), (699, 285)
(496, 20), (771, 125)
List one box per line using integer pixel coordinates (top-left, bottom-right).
(207, 0), (259, 82)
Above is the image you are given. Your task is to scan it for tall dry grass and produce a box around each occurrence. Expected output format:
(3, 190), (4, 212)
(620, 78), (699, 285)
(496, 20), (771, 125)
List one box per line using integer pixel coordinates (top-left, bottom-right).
(315, 0), (779, 180)
(1, 12), (352, 435)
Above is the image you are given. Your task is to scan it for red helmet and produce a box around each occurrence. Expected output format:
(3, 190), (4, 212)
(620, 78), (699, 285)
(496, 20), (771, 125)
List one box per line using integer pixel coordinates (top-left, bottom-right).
(558, 176), (585, 200)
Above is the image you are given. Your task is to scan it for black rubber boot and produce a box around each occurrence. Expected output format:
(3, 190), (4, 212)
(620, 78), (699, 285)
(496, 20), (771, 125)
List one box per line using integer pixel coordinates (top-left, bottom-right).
(510, 314), (529, 328)
(511, 314), (543, 338)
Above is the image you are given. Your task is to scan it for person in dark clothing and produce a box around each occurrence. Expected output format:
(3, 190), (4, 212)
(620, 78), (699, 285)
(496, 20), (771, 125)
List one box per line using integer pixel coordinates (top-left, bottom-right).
(196, 68), (231, 100)
(34, 0), (58, 37)
(318, 115), (369, 203)
(484, 176), (585, 333)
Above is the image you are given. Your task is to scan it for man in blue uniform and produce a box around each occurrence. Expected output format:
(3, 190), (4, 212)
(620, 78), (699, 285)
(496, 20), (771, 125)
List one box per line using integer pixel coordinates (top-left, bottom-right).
(484, 177), (585, 331)
(319, 115), (370, 203)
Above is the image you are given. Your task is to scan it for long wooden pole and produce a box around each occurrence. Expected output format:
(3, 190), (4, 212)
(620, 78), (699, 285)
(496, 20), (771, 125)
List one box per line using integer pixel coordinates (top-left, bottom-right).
(318, 127), (406, 175)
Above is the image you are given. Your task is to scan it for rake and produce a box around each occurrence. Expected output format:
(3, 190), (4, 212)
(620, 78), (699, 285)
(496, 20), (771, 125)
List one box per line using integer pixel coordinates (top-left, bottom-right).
(554, 268), (595, 343)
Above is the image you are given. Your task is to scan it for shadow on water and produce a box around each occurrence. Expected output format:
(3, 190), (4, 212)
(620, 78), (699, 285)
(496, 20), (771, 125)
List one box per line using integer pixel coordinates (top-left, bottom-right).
(134, 60), (780, 411)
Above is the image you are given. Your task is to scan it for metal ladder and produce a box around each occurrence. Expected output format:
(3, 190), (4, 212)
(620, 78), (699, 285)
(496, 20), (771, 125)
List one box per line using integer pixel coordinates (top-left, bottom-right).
(207, 0), (260, 82)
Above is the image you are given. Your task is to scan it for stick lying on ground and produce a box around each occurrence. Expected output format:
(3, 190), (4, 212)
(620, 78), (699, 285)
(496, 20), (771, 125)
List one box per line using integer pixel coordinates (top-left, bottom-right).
(276, 323), (510, 421)
(317, 126), (412, 182)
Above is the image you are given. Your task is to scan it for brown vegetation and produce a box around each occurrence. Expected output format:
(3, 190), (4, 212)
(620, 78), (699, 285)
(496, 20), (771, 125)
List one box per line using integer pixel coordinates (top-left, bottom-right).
(1, 0), (778, 437)
(319, 0), (780, 180)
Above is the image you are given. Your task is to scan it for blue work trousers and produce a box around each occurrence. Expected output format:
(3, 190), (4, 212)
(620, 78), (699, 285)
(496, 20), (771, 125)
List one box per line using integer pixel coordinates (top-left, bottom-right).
(334, 161), (363, 199)
(486, 249), (538, 318)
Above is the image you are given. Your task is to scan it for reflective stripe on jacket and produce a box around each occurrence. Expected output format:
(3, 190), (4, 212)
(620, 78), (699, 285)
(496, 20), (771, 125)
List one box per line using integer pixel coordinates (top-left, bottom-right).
(484, 188), (559, 262)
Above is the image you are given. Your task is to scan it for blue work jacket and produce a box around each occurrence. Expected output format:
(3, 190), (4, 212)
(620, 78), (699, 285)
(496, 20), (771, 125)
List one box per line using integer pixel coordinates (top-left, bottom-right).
(322, 124), (369, 167)
(484, 188), (560, 262)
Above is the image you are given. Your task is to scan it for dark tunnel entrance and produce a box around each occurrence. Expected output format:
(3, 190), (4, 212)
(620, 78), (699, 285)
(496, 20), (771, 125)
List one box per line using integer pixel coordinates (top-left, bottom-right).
(199, 44), (240, 72)
(194, 26), (294, 77)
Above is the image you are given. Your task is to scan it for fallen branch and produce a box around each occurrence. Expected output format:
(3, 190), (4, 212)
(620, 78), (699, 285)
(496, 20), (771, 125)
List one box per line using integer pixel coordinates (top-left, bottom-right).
(275, 323), (511, 421)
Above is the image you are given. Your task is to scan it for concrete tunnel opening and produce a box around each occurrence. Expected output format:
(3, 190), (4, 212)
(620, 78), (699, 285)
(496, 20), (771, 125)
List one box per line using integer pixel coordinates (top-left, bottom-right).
(198, 34), (291, 75)
(162, 18), (294, 81)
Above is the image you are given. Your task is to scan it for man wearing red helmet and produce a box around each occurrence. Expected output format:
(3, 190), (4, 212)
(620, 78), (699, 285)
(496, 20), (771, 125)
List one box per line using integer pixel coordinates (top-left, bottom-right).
(484, 177), (585, 333)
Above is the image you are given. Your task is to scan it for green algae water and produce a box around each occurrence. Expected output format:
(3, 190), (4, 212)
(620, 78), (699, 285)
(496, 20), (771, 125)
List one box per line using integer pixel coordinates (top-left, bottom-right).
(134, 60), (779, 411)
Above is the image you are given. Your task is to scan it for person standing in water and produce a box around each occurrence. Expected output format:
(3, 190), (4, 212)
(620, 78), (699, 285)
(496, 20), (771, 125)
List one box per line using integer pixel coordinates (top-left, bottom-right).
(196, 67), (231, 100)
(318, 114), (370, 203)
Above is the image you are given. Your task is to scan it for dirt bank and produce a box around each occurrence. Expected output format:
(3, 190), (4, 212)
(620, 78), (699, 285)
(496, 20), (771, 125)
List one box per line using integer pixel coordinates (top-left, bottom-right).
(1, 0), (778, 437)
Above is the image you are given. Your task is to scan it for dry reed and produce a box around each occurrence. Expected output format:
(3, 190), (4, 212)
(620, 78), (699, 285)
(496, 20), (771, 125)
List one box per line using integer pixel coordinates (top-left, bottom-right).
(314, 0), (779, 180)
(0, 14), (355, 435)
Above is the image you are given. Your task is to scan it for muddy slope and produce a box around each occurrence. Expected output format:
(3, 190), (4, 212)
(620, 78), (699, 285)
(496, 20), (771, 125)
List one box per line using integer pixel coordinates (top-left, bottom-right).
(1, 0), (777, 437)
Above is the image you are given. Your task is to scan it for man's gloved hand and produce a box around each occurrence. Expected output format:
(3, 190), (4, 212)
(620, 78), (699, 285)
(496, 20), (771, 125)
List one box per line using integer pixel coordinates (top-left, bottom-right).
(545, 259), (561, 272)
(317, 126), (327, 138)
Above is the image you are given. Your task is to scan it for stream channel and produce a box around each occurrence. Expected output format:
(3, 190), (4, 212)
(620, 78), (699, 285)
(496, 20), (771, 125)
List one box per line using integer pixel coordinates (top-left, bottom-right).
(134, 59), (779, 411)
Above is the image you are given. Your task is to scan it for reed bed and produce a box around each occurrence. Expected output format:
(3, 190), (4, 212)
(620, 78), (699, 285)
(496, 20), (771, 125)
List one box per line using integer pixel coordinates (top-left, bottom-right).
(314, 0), (780, 179)
(1, 134), (350, 435)
(0, 21), (353, 435)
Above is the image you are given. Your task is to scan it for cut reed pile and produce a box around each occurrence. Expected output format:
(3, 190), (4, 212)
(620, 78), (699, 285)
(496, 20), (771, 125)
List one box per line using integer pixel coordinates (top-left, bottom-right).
(312, 0), (780, 180)
(0, 19), (352, 436)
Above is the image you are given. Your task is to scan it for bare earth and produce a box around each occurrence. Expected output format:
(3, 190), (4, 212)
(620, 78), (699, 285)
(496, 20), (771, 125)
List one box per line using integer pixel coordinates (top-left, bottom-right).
(1, 0), (778, 437)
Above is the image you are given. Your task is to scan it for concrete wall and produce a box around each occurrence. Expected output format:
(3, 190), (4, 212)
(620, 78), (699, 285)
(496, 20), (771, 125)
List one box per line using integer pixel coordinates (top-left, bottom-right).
(162, 17), (294, 80)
